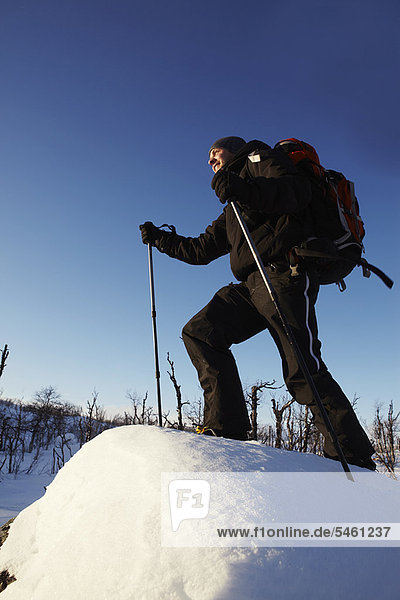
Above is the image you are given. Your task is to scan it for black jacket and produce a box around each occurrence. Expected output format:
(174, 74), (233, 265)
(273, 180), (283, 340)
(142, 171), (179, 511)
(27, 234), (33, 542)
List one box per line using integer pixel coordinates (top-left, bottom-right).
(155, 140), (312, 282)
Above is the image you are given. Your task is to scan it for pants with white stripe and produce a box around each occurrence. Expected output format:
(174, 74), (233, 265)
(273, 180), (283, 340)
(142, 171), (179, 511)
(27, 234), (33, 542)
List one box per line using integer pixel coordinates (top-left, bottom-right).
(182, 268), (374, 461)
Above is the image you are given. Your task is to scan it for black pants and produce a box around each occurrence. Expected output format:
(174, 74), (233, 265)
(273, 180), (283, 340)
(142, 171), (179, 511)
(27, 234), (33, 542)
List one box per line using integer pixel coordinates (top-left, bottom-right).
(182, 268), (374, 461)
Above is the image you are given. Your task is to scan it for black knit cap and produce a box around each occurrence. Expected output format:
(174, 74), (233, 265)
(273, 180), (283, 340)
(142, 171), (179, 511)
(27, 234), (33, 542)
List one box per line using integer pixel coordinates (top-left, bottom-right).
(209, 136), (246, 156)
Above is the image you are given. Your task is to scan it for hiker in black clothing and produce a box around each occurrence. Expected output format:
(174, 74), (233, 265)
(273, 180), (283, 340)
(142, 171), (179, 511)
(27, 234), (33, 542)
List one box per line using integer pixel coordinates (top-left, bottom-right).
(140, 136), (376, 470)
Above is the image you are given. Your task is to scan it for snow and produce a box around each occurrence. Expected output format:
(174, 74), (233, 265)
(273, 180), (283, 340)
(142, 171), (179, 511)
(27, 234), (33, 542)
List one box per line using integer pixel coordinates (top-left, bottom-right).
(1, 425), (399, 599)
(0, 473), (53, 526)
(0, 433), (81, 526)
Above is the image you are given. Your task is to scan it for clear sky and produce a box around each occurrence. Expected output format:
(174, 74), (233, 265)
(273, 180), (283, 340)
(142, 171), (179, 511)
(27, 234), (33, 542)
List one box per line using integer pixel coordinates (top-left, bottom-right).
(1, 0), (399, 425)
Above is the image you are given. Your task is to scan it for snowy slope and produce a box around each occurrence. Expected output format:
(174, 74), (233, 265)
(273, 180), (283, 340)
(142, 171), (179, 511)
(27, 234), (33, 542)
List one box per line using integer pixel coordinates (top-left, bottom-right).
(0, 425), (399, 599)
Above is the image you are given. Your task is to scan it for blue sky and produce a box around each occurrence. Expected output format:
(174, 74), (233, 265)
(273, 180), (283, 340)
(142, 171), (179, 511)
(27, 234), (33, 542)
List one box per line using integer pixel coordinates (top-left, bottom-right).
(1, 0), (399, 425)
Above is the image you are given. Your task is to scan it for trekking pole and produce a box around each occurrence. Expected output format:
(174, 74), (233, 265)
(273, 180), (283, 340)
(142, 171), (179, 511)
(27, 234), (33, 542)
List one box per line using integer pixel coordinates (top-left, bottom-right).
(147, 243), (163, 427)
(229, 198), (354, 481)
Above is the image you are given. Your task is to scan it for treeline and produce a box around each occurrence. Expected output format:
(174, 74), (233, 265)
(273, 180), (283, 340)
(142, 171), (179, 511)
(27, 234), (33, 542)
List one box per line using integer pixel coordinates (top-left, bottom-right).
(255, 394), (399, 476)
(0, 387), (115, 477)
(0, 387), (398, 478)
(0, 345), (398, 477)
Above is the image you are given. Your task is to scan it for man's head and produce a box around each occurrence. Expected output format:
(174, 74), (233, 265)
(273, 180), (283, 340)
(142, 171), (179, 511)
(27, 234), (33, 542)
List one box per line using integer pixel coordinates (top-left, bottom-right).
(208, 136), (246, 173)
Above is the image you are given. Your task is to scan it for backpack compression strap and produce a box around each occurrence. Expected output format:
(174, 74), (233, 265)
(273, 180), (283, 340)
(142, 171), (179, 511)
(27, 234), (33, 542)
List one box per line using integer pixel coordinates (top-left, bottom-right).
(293, 247), (394, 289)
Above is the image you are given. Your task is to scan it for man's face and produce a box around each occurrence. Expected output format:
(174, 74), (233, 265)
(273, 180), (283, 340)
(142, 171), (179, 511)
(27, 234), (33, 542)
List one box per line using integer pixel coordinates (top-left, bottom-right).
(208, 147), (235, 173)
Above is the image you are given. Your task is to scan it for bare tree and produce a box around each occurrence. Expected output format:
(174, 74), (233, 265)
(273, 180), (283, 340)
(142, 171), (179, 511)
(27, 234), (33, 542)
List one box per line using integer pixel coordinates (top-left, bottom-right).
(52, 432), (74, 474)
(371, 401), (399, 475)
(271, 394), (295, 449)
(285, 403), (296, 450)
(0, 345), (9, 378)
(245, 379), (281, 440)
(4, 402), (25, 474)
(0, 399), (40, 476)
(166, 353), (189, 430)
(28, 386), (63, 451)
(351, 393), (359, 409)
(83, 390), (99, 443)
(257, 423), (276, 447)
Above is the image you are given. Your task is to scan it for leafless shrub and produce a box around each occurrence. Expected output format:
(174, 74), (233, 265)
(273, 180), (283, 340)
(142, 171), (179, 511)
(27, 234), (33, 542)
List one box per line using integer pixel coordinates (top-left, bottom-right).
(78, 390), (110, 446)
(52, 433), (74, 474)
(124, 390), (158, 426)
(371, 401), (399, 476)
(183, 397), (203, 431)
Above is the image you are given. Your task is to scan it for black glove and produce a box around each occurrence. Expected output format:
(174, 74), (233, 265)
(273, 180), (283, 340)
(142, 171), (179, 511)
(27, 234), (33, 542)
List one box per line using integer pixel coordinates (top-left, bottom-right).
(139, 222), (163, 246)
(211, 170), (250, 204)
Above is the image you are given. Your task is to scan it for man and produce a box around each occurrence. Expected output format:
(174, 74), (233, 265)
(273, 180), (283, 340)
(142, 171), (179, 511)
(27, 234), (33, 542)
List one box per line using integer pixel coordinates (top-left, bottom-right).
(140, 136), (376, 470)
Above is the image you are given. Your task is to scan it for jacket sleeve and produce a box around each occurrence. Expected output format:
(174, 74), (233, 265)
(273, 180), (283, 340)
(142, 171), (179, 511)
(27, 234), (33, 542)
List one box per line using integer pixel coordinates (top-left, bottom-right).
(236, 148), (312, 214)
(154, 212), (229, 265)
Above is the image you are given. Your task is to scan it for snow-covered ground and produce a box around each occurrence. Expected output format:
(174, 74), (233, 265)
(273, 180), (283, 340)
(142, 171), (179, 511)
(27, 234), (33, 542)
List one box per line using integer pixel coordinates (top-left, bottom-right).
(0, 425), (399, 599)
(0, 472), (53, 527)
(0, 433), (81, 527)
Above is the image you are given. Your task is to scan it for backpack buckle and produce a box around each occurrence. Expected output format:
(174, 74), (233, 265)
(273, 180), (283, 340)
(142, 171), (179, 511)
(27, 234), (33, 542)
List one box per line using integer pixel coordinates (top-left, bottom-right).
(288, 247), (301, 277)
(360, 259), (371, 279)
(290, 264), (300, 277)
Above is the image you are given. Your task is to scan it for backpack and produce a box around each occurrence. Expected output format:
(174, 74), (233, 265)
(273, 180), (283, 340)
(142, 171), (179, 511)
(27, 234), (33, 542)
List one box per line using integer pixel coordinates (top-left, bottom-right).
(275, 138), (393, 291)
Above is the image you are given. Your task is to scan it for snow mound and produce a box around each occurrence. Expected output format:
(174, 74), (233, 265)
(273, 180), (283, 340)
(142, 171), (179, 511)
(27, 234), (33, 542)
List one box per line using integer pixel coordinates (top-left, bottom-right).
(0, 425), (399, 599)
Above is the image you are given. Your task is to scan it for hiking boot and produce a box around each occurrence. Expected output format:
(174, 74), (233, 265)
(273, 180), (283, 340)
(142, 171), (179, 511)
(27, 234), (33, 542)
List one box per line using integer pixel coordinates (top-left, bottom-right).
(195, 426), (220, 437)
(195, 426), (248, 441)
